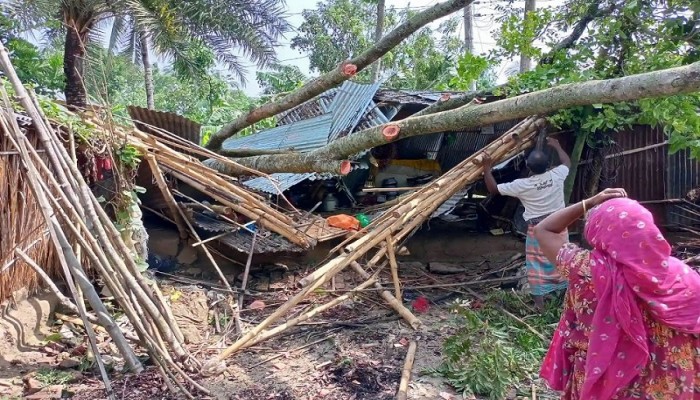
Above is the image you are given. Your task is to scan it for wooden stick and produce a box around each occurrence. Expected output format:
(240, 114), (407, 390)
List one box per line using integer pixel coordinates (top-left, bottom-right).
(146, 156), (189, 239)
(350, 262), (420, 329)
(15, 249), (100, 326)
(191, 231), (231, 247)
(241, 273), (380, 350)
(386, 236), (401, 300)
(173, 201), (234, 295)
(236, 231), (258, 334)
(249, 334), (335, 369)
(362, 186), (420, 193)
(396, 341), (417, 400)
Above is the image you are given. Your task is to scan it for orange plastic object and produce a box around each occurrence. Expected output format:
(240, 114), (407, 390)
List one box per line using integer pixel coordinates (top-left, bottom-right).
(327, 214), (360, 231)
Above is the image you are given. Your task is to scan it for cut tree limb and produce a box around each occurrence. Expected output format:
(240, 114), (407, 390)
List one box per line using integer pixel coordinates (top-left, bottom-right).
(225, 62), (700, 174)
(205, 0), (476, 150)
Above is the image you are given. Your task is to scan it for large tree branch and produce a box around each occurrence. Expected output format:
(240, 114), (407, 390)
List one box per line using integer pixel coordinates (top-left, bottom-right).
(539, 1), (612, 65)
(226, 62), (700, 174)
(205, 0), (475, 150)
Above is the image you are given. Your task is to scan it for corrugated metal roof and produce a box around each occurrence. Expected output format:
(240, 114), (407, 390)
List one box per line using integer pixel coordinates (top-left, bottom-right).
(437, 120), (520, 171)
(224, 81), (388, 194)
(222, 113), (334, 153)
(328, 81), (386, 141)
(277, 91), (337, 126)
(243, 173), (322, 194)
(190, 210), (302, 254)
(128, 106), (201, 145)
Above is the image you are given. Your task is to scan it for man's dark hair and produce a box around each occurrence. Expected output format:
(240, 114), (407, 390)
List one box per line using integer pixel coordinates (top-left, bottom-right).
(526, 150), (550, 174)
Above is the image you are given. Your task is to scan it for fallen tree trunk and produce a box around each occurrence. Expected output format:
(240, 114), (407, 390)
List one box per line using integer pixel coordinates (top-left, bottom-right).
(222, 61), (700, 174)
(205, 0), (475, 150)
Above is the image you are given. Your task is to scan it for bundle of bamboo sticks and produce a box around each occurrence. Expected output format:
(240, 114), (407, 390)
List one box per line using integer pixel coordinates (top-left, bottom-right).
(0, 44), (206, 399)
(202, 116), (545, 372)
(83, 114), (312, 249)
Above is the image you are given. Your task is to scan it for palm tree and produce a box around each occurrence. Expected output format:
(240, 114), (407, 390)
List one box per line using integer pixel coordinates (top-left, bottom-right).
(11, 0), (291, 109)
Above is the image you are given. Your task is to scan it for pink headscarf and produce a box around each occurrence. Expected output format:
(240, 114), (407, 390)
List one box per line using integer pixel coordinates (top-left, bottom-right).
(576, 198), (700, 399)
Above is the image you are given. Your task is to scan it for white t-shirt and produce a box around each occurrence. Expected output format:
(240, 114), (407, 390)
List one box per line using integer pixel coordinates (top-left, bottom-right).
(497, 165), (569, 221)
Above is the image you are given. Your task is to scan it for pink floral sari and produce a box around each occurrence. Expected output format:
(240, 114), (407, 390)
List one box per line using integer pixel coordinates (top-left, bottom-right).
(540, 198), (700, 399)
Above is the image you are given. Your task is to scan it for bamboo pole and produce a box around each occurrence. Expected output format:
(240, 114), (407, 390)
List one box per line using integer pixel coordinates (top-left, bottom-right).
(349, 262), (420, 329)
(210, 118), (541, 358)
(240, 272), (380, 350)
(146, 156), (188, 239)
(396, 341), (417, 400)
(15, 249), (99, 325)
(386, 236), (401, 300)
(0, 104), (142, 376)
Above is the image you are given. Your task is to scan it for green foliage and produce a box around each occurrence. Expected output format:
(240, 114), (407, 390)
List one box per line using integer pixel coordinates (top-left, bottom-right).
(491, 0), (700, 155)
(116, 144), (142, 170)
(256, 64), (307, 95)
(0, 13), (63, 94)
(427, 291), (561, 399)
(35, 368), (74, 386)
(438, 53), (492, 91)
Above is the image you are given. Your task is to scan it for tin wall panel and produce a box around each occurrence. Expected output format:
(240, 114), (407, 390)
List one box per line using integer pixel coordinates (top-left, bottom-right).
(666, 148), (700, 227)
(568, 125), (700, 227)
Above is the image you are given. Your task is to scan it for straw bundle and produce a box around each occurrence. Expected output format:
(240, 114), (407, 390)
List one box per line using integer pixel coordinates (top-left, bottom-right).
(0, 131), (57, 301)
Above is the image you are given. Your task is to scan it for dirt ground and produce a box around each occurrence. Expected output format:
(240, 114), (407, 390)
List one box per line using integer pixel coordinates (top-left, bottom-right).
(0, 238), (544, 400)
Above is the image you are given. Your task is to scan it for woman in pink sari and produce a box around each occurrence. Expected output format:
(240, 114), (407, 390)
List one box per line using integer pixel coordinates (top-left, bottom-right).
(533, 188), (700, 399)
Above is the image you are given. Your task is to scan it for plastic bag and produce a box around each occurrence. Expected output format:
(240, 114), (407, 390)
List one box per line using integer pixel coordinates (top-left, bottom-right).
(355, 213), (371, 228)
(327, 214), (360, 231)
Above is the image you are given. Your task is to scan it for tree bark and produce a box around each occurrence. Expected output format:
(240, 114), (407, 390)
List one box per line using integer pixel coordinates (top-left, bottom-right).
(564, 130), (588, 203)
(221, 62), (700, 174)
(520, 0), (536, 73)
(63, 25), (89, 109)
(140, 30), (155, 110)
(205, 0), (476, 150)
(371, 0), (386, 82)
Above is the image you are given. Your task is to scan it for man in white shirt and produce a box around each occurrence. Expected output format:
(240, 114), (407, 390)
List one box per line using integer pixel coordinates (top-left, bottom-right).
(482, 137), (571, 310)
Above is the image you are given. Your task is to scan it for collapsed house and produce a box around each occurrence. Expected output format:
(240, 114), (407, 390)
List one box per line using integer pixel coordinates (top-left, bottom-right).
(129, 82), (700, 255)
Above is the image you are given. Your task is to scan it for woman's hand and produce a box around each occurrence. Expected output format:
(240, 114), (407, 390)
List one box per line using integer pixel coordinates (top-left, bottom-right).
(586, 188), (627, 208)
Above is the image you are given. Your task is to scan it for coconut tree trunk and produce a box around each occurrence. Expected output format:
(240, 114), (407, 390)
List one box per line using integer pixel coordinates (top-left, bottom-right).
(63, 25), (89, 109)
(140, 30), (155, 110)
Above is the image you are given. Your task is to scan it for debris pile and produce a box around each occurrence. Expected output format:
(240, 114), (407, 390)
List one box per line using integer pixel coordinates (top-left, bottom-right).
(201, 116), (546, 373)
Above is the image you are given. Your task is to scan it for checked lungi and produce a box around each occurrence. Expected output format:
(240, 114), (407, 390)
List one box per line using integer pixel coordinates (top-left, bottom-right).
(525, 225), (568, 296)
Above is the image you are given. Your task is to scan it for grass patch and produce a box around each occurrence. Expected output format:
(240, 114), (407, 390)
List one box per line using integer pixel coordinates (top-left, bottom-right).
(35, 368), (74, 386)
(427, 290), (562, 400)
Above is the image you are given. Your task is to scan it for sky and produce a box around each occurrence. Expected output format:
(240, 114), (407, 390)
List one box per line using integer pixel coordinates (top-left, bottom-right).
(19, 0), (560, 97)
(239, 0), (511, 97)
